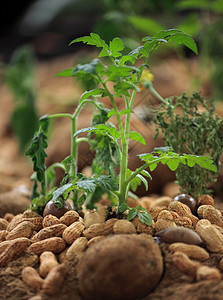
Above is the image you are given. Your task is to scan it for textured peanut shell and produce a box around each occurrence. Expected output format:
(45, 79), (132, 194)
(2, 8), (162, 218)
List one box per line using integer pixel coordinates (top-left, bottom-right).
(31, 224), (67, 243)
(196, 220), (223, 253)
(172, 251), (201, 278)
(28, 237), (66, 255)
(0, 218), (9, 230)
(62, 222), (85, 244)
(39, 251), (59, 277)
(83, 223), (106, 240)
(6, 221), (35, 240)
(87, 236), (105, 248)
(42, 264), (67, 295)
(169, 242), (209, 261)
(42, 214), (61, 228)
(84, 210), (104, 228)
(66, 237), (88, 260)
(22, 266), (44, 290)
(60, 210), (79, 226)
(0, 237), (31, 267)
(0, 230), (8, 241)
(113, 220), (136, 234)
(168, 201), (199, 226)
(154, 219), (176, 232)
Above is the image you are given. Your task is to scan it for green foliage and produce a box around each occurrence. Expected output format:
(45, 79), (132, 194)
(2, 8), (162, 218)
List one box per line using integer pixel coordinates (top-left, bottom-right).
(26, 116), (49, 196)
(27, 31), (217, 225)
(5, 45), (39, 151)
(153, 93), (223, 198)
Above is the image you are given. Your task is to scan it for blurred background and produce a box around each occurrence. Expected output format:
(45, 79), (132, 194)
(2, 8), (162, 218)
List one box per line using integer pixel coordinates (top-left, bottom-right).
(0, 0), (223, 197)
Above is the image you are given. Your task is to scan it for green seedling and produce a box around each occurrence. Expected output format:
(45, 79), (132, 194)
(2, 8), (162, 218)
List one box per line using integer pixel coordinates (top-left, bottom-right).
(26, 29), (217, 223)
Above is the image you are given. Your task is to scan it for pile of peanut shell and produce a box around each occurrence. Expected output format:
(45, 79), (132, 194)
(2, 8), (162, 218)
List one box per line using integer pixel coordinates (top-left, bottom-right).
(0, 193), (223, 299)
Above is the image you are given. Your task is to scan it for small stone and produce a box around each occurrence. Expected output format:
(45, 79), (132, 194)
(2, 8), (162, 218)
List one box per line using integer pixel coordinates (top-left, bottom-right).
(78, 234), (163, 300)
(156, 227), (203, 245)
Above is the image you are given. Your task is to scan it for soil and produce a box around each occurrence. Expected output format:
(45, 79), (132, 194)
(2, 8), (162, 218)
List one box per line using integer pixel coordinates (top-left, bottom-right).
(0, 55), (223, 300)
(1, 240), (223, 300)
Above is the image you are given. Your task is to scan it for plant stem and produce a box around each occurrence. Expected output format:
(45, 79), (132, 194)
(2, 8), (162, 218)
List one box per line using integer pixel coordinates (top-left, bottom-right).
(48, 113), (73, 120)
(149, 84), (169, 105)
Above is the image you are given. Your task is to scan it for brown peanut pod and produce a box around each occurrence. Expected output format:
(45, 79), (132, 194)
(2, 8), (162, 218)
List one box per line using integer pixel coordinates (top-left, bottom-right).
(154, 219), (176, 232)
(39, 251), (59, 278)
(0, 218), (9, 230)
(7, 214), (24, 231)
(113, 220), (136, 234)
(136, 222), (154, 235)
(42, 264), (67, 295)
(0, 240), (12, 254)
(23, 210), (41, 218)
(169, 242), (209, 261)
(60, 210), (79, 226)
(6, 221), (35, 240)
(198, 195), (214, 207)
(196, 220), (223, 253)
(83, 223), (106, 240)
(202, 205), (223, 227)
(22, 266), (44, 290)
(31, 224), (67, 243)
(42, 214), (61, 228)
(196, 266), (221, 281)
(0, 237), (31, 267)
(0, 230), (8, 241)
(168, 201), (199, 226)
(84, 210), (103, 228)
(66, 237), (88, 260)
(22, 217), (43, 231)
(62, 222), (85, 244)
(104, 218), (118, 235)
(172, 251), (201, 278)
(149, 207), (167, 222)
(28, 237), (66, 255)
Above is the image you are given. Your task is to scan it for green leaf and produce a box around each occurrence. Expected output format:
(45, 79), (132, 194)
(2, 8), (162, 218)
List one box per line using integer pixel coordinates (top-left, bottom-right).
(93, 175), (119, 191)
(166, 159), (180, 171)
(55, 69), (74, 77)
(127, 208), (137, 221)
(136, 174), (148, 191)
(76, 178), (96, 193)
(140, 169), (152, 181)
(129, 131), (146, 145)
(109, 37), (124, 57)
(52, 183), (73, 203)
(69, 33), (109, 57)
(80, 88), (107, 102)
(138, 211), (153, 225)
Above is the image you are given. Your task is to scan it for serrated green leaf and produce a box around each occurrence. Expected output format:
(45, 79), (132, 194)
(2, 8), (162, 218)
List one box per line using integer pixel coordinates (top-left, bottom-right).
(129, 131), (146, 145)
(76, 178), (96, 193)
(166, 159), (180, 171)
(69, 33), (109, 57)
(138, 211), (153, 225)
(109, 37), (124, 57)
(127, 208), (137, 220)
(94, 175), (118, 191)
(52, 183), (73, 203)
(153, 146), (173, 154)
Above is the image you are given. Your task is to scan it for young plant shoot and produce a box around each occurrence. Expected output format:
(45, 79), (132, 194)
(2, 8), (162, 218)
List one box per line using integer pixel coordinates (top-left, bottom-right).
(26, 30), (217, 224)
